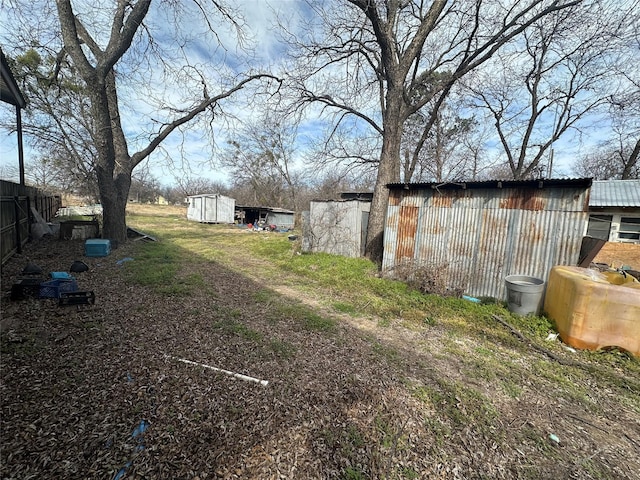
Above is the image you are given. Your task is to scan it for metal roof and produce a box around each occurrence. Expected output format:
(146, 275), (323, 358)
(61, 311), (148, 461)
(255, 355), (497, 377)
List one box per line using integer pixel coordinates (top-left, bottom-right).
(236, 205), (295, 214)
(0, 48), (26, 108)
(387, 178), (592, 190)
(590, 180), (640, 208)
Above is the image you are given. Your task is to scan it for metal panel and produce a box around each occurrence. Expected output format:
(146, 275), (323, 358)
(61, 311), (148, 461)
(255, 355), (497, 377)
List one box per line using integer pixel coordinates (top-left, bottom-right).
(266, 211), (295, 229)
(186, 194), (235, 223)
(383, 184), (589, 300)
(590, 180), (640, 208)
(307, 200), (370, 257)
(396, 206), (419, 260)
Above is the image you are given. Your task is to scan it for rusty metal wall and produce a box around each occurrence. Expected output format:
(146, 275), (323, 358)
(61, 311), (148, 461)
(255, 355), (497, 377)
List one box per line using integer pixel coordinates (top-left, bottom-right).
(382, 184), (590, 300)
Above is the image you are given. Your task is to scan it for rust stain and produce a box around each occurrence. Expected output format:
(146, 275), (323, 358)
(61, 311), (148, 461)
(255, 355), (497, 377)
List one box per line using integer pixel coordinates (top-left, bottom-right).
(582, 191), (590, 212)
(388, 190), (402, 206)
(387, 210), (398, 227)
(396, 206), (419, 260)
(499, 189), (546, 211)
(529, 220), (544, 243)
(522, 194), (545, 211)
(431, 195), (453, 208)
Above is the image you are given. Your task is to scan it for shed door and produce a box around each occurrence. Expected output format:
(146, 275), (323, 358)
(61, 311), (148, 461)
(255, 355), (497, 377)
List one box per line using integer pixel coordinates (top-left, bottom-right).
(395, 206), (419, 260)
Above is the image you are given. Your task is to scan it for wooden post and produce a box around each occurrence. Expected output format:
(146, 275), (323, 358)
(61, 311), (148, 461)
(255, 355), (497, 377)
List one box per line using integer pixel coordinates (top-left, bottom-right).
(17, 106), (25, 186)
(14, 196), (22, 254)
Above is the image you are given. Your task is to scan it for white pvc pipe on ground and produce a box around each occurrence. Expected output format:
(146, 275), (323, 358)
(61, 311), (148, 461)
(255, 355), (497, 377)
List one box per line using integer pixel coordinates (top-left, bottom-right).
(168, 355), (269, 387)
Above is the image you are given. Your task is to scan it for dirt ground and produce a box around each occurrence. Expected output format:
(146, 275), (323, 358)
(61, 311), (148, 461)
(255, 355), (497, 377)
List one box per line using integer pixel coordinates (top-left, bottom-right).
(593, 242), (640, 270)
(1, 234), (639, 479)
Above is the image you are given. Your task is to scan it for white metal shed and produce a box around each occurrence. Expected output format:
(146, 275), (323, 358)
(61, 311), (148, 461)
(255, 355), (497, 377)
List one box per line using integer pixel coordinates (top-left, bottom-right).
(187, 194), (235, 224)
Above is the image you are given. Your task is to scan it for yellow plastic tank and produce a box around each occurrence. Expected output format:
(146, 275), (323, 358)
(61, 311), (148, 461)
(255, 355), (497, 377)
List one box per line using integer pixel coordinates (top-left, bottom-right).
(544, 266), (640, 356)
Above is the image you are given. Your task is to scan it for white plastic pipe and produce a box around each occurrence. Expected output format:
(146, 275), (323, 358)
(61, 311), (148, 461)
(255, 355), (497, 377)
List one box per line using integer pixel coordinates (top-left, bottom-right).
(169, 355), (268, 387)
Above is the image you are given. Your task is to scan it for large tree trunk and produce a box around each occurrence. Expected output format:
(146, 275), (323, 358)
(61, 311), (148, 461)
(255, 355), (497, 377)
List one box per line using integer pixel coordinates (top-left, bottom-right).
(99, 172), (131, 243)
(90, 80), (132, 244)
(364, 94), (404, 266)
(621, 138), (640, 179)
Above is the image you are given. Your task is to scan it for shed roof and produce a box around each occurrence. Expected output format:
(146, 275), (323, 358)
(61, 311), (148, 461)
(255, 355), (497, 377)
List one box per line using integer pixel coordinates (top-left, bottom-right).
(187, 193), (231, 198)
(0, 48), (26, 108)
(386, 178), (592, 191)
(589, 180), (640, 208)
(340, 192), (373, 201)
(236, 205), (295, 214)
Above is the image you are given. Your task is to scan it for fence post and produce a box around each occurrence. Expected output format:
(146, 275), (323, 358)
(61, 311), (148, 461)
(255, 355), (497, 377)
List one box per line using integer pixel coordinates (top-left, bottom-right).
(14, 196), (22, 254)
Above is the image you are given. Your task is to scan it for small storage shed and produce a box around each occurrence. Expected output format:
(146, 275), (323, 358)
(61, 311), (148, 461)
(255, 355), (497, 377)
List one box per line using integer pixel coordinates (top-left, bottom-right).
(586, 179), (640, 243)
(303, 199), (371, 258)
(382, 179), (592, 300)
(186, 194), (235, 224)
(235, 206), (295, 230)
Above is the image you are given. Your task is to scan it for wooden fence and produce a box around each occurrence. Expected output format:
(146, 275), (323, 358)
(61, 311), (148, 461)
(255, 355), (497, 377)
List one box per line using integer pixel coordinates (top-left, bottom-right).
(1, 180), (62, 266)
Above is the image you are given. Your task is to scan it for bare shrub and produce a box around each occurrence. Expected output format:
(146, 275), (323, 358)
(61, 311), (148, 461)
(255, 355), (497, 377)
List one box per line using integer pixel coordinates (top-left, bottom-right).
(388, 260), (464, 297)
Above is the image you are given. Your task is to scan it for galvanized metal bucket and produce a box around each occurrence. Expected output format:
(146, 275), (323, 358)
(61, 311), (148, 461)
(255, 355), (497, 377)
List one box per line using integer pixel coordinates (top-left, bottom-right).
(505, 275), (546, 315)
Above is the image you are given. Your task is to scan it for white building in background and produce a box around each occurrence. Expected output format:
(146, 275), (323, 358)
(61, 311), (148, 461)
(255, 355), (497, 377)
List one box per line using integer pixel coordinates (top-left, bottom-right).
(186, 194), (235, 224)
(587, 180), (640, 243)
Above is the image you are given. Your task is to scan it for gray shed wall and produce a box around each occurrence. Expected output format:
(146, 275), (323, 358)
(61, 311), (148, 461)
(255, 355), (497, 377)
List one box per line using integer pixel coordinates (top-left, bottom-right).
(382, 185), (589, 300)
(306, 200), (370, 258)
(187, 194), (235, 223)
(266, 211), (295, 229)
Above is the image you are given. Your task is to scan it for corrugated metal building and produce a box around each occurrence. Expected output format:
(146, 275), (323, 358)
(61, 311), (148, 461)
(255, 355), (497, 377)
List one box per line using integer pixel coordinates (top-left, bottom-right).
(586, 179), (640, 243)
(186, 194), (235, 223)
(382, 179), (592, 300)
(304, 199), (370, 257)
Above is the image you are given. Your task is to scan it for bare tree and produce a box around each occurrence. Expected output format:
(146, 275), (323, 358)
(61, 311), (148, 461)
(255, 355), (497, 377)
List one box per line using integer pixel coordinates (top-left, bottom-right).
(598, 81), (640, 180)
(2, 49), (100, 197)
(219, 113), (301, 210)
(2, 0), (279, 242)
(401, 98), (484, 182)
(286, 0), (584, 264)
(573, 141), (640, 180)
(22, 156), (57, 193)
(173, 175), (230, 198)
(466, 3), (633, 179)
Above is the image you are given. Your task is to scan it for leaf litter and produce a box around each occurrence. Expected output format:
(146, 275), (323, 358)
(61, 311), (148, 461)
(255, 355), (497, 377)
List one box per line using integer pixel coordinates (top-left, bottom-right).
(1, 234), (639, 479)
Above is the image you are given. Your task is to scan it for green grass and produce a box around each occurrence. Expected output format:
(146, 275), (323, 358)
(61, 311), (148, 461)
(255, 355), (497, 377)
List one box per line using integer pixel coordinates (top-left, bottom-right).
(125, 211), (534, 339)
(267, 339), (297, 359)
(412, 378), (501, 443)
(123, 206), (640, 425)
(121, 239), (209, 296)
(332, 301), (358, 315)
(212, 317), (263, 341)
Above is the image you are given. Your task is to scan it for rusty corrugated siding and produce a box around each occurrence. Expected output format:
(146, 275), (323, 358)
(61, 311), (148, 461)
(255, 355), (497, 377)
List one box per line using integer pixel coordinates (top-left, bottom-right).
(396, 206), (419, 260)
(383, 183), (590, 300)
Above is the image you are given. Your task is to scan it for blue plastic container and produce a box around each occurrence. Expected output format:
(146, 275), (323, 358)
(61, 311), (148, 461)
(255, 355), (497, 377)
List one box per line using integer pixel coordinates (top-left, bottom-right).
(39, 279), (78, 298)
(50, 271), (73, 280)
(85, 239), (111, 257)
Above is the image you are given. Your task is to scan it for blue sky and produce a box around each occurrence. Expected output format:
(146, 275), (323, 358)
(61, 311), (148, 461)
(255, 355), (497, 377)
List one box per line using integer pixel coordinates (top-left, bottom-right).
(1, 0), (636, 187)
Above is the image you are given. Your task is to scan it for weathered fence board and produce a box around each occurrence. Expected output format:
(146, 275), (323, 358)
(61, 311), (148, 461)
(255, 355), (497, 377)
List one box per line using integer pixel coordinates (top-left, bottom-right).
(1, 180), (62, 265)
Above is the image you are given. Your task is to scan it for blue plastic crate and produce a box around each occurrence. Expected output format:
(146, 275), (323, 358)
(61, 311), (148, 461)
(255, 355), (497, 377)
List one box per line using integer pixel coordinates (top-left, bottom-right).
(85, 239), (111, 257)
(39, 279), (78, 298)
